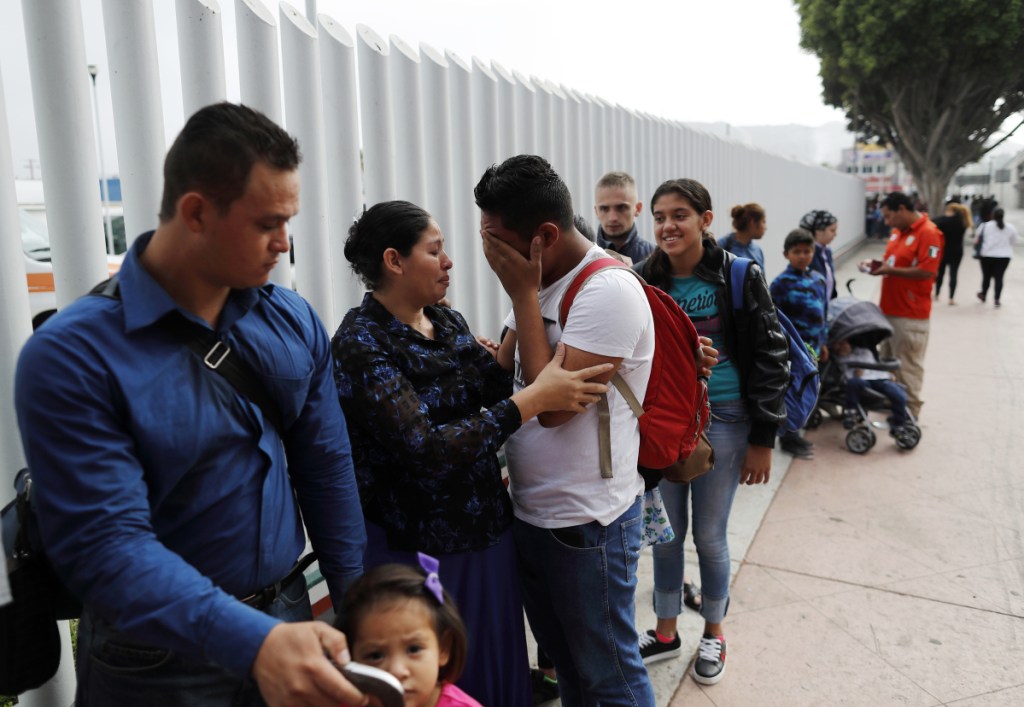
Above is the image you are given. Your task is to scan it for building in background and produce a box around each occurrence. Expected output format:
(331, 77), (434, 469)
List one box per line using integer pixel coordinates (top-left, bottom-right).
(839, 143), (915, 197)
(953, 150), (1024, 208)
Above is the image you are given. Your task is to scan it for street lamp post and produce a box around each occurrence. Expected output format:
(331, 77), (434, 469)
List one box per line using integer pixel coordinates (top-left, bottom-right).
(88, 64), (114, 255)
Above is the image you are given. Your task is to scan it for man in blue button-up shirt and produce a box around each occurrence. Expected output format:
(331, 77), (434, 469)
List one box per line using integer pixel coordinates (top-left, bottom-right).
(14, 103), (367, 706)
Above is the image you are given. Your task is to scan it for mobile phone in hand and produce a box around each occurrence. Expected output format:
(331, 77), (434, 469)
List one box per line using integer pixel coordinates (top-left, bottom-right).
(869, 259), (883, 273)
(339, 662), (404, 707)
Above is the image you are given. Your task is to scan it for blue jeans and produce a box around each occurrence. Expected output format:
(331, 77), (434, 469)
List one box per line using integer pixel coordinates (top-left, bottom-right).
(845, 377), (908, 426)
(75, 574), (312, 706)
(514, 496), (654, 707)
(652, 400), (750, 624)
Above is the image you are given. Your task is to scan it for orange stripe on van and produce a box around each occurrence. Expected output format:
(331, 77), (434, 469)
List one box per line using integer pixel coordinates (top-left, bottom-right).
(26, 272), (54, 293)
(26, 263), (120, 293)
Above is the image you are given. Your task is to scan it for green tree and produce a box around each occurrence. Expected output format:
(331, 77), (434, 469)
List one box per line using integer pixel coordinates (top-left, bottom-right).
(795, 0), (1024, 212)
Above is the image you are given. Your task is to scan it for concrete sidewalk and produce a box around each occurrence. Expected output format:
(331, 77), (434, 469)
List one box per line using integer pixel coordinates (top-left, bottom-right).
(662, 211), (1024, 706)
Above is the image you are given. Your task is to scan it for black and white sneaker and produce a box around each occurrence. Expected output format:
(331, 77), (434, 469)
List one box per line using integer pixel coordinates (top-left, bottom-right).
(638, 629), (681, 664)
(690, 633), (726, 685)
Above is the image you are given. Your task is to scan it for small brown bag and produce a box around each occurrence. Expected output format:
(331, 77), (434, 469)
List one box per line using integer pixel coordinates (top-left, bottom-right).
(659, 432), (715, 483)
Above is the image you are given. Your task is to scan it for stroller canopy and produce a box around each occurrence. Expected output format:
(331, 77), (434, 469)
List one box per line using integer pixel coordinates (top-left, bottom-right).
(827, 297), (893, 349)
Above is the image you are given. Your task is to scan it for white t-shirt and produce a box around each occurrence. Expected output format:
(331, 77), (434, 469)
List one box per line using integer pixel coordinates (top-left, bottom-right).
(978, 221), (1021, 258)
(503, 246), (654, 528)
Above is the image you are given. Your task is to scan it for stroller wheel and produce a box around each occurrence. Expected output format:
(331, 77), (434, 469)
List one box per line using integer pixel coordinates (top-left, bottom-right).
(846, 427), (874, 454)
(894, 424), (922, 450)
(806, 409), (823, 429)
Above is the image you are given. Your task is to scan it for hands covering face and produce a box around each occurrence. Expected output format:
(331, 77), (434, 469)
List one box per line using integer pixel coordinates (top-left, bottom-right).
(481, 231), (543, 299)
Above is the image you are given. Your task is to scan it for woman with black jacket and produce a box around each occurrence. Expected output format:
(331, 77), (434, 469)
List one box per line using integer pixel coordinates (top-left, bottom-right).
(933, 201), (972, 304)
(633, 179), (789, 685)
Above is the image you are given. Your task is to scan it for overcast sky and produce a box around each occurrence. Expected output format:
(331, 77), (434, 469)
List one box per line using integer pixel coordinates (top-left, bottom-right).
(1, 0), (846, 179)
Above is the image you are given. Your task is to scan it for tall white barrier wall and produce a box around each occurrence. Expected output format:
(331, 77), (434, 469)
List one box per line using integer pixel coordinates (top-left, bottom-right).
(280, 2), (334, 326)
(101, 0), (165, 250)
(390, 36), (427, 207)
(236, 0), (293, 288)
(176, 0), (227, 118)
(420, 44), (465, 313)
(356, 24), (396, 206)
(318, 15), (367, 315)
(4, 0), (867, 338)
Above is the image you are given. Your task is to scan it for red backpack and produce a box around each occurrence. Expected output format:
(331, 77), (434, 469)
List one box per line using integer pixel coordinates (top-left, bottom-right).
(559, 257), (713, 482)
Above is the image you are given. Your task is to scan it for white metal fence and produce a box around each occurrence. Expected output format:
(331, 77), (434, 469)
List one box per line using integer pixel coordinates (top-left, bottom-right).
(0, 2), (863, 701)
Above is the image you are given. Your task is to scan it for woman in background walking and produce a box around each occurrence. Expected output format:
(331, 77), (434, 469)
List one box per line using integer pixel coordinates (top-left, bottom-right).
(975, 207), (1020, 307)
(933, 201), (972, 304)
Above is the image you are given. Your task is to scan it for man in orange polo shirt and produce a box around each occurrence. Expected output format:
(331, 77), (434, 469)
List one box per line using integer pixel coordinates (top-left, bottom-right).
(861, 192), (943, 418)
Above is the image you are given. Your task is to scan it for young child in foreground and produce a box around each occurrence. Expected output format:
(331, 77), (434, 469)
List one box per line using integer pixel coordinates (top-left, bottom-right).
(336, 554), (481, 707)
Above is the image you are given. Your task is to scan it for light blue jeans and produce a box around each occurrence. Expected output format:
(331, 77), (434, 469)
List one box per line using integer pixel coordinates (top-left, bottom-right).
(652, 400), (750, 624)
(515, 495), (655, 707)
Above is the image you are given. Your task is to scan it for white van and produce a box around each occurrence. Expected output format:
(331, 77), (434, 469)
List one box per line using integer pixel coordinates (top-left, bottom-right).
(21, 208), (123, 329)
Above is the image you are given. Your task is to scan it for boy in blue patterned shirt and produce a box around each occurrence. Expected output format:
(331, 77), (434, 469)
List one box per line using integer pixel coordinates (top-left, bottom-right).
(770, 228), (829, 459)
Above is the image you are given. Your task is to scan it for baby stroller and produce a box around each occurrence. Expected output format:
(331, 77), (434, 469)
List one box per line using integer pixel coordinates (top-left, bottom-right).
(808, 296), (922, 453)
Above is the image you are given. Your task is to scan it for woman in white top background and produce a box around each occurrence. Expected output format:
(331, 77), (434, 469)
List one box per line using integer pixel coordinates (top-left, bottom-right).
(975, 207), (1021, 307)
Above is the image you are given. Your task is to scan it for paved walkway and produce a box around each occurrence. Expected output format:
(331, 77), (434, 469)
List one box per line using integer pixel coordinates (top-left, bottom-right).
(660, 210), (1024, 706)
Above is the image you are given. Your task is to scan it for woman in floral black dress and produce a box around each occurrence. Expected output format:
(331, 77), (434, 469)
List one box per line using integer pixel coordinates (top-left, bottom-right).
(332, 200), (610, 706)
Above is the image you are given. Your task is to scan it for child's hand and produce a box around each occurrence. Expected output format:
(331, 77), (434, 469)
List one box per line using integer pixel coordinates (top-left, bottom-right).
(476, 335), (500, 357)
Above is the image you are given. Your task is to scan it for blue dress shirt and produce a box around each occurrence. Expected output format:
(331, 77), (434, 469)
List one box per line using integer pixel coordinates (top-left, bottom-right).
(14, 232), (366, 678)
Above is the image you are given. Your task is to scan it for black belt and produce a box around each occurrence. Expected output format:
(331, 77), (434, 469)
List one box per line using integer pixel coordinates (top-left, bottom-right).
(240, 553), (317, 611)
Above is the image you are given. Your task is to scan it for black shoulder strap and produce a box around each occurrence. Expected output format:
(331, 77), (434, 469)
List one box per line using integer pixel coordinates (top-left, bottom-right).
(89, 276), (120, 299)
(90, 275), (285, 436)
(160, 315), (285, 435)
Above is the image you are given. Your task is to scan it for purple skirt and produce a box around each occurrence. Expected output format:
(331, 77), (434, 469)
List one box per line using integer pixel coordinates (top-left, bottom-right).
(363, 521), (531, 707)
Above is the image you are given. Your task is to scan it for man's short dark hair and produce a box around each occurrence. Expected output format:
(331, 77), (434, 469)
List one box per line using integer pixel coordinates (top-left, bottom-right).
(159, 102), (301, 222)
(473, 155), (574, 239)
(881, 192), (914, 212)
(783, 228), (815, 252)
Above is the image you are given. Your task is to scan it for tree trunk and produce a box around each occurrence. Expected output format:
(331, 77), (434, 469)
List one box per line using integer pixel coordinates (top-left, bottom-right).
(913, 168), (955, 220)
